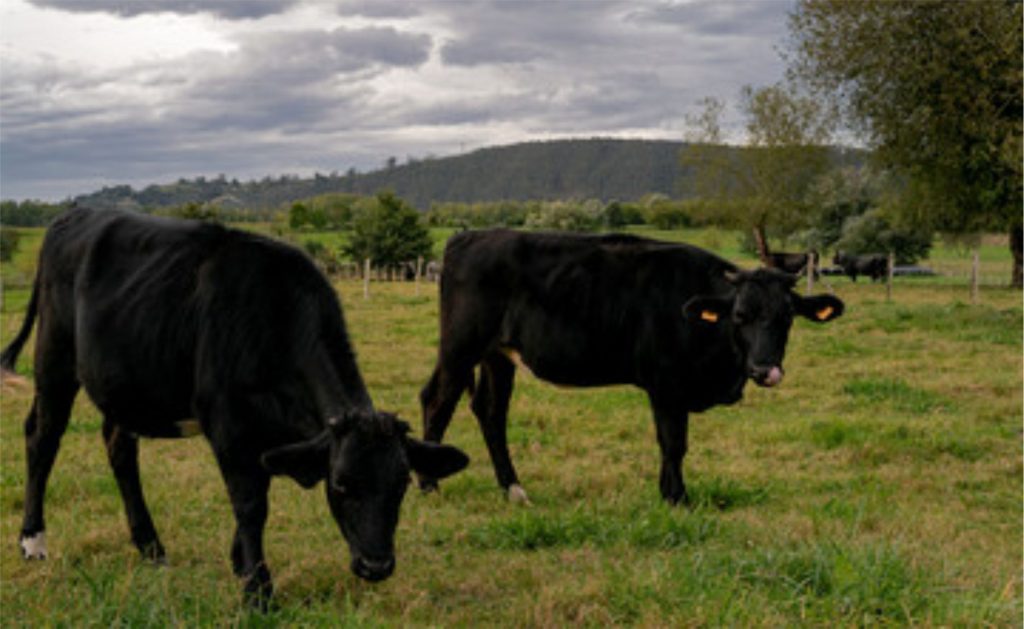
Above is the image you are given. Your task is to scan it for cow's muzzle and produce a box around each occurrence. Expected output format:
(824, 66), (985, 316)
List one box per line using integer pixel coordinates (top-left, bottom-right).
(351, 555), (395, 582)
(750, 365), (784, 388)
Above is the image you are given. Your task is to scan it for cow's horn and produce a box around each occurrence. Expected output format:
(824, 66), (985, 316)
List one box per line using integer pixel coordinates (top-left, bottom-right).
(724, 270), (741, 284)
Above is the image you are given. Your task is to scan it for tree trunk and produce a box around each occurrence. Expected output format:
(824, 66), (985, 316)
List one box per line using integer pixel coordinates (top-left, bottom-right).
(1011, 223), (1022, 289)
(752, 225), (771, 266)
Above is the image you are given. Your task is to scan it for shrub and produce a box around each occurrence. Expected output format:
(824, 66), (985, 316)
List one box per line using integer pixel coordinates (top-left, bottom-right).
(0, 227), (20, 262)
(343, 191), (432, 265)
(835, 208), (932, 264)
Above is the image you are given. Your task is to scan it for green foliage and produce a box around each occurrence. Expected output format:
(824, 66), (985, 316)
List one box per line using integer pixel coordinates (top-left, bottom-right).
(601, 201), (645, 228)
(0, 228), (21, 262)
(644, 199), (692, 230)
(803, 166), (882, 249)
(788, 0), (1023, 280)
(342, 191), (432, 265)
(289, 193), (358, 230)
(425, 200), (530, 228)
(835, 208), (932, 264)
(0, 200), (65, 227)
(164, 202), (220, 222)
(682, 84), (834, 242)
(523, 200), (604, 232)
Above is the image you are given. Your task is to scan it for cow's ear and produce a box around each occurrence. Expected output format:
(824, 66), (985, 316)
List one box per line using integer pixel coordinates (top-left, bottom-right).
(793, 293), (844, 323)
(405, 438), (469, 480)
(260, 431), (330, 488)
(683, 295), (732, 326)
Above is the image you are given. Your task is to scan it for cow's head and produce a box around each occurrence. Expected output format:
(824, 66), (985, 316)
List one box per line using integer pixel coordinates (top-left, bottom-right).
(259, 410), (468, 582)
(683, 268), (843, 388)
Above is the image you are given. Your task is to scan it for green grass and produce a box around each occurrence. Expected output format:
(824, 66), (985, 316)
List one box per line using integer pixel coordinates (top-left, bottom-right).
(1, 225), (1021, 626)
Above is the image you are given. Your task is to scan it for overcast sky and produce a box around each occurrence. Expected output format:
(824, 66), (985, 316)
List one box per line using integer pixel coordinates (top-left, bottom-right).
(0, 0), (796, 201)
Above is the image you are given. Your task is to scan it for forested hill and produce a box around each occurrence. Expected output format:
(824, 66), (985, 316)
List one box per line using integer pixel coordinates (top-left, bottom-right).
(72, 139), (687, 211)
(343, 139), (686, 208)
(70, 138), (861, 212)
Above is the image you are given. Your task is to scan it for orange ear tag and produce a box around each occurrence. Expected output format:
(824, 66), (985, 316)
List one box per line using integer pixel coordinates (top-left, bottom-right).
(700, 310), (719, 323)
(816, 306), (834, 320)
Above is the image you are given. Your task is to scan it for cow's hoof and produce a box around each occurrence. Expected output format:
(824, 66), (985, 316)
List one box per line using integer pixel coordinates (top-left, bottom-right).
(138, 540), (167, 565)
(507, 484), (530, 505)
(662, 492), (690, 507)
(242, 568), (274, 612)
(19, 531), (47, 560)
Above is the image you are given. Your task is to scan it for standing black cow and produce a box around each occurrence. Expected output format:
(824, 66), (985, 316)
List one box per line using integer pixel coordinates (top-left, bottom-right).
(0, 208), (468, 606)
(418, 230), (843, 505)
(833, 251), (888, 282)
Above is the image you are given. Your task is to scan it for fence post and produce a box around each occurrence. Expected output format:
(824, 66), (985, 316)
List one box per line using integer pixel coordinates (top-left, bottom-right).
(886, 251), (895, 302)
(363, 258), (371, 300)
(971, 248), (980, 304)
(415, 256), (423, 297)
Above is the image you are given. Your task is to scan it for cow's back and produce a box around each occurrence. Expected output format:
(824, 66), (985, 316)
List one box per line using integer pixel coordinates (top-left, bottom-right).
(38, 209), (337, 433)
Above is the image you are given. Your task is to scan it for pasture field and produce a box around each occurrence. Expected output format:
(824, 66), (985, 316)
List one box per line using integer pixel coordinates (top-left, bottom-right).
(0, 225), (1021, 626)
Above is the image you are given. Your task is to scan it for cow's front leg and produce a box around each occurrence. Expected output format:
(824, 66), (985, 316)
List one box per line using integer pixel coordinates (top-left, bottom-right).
(647, 394), (689, 506)
(215, 456), (273, 609)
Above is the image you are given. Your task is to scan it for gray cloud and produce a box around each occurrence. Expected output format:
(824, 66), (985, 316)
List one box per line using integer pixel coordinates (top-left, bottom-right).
(625, 1), (793, 37)
(26, 0), (301, 19)
(335, 0), (421, 19)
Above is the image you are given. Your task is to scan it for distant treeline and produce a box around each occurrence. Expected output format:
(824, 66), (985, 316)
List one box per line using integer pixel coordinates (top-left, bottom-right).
(1, 200), (67, 227)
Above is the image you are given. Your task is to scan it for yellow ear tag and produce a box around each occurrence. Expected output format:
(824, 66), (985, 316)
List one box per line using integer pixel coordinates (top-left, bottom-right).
(700, 310), (719, 323)
(816, 306), (834, 320)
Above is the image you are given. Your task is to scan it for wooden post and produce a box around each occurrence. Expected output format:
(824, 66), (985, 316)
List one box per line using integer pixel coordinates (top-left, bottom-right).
(886, 251), (895, 302)
(363, 259), (371, 300)
(415, 256), (423, 297)
(971, 248), (980, 304)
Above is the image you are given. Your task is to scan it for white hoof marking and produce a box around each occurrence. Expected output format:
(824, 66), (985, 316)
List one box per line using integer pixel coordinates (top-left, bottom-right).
(20, 532), (47, 559)
(507, 484), (531, 505)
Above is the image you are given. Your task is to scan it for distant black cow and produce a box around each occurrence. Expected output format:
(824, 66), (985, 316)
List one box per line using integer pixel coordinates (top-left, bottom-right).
(418, 230), (843, 505)
(766, 250), (819, 277)
(0, 208), (468, 606)
(833, 251), (888, 282)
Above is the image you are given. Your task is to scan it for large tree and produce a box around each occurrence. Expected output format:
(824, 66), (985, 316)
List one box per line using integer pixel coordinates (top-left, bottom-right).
(787, 0), (1023, 286)
(681, 84), (832, 259)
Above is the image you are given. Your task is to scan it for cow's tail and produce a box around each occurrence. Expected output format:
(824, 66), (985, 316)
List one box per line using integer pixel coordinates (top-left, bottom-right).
(1, 276), (39, 373)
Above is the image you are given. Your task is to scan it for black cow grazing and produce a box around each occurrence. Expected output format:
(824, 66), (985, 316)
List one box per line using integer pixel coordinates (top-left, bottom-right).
(833, 251), (888, 282)
(418, 230), (843, 505)
(0, 208), (468, 607)
(766, 250), (819, 277)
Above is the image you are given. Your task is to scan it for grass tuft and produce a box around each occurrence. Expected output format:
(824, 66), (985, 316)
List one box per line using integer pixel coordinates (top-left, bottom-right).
(842, 377), (950, 414)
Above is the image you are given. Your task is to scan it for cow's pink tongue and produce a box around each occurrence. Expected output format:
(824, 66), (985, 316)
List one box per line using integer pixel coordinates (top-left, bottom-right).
(765, 366), (783, 387)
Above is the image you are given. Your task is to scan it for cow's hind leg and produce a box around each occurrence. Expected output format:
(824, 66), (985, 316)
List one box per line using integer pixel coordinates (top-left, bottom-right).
(418, 363), (472, 492)
(102, 420), (165, 562)
(20, 380), (78, 559)
(471, 354), (526, 502)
